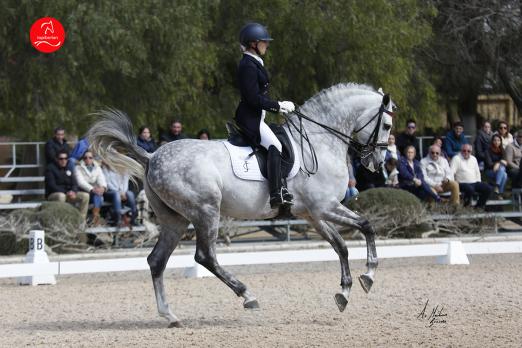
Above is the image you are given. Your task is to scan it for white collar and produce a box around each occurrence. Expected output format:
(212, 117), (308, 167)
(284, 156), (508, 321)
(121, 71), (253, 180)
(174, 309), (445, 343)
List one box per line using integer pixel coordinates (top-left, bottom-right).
(244, 51), (264, 66)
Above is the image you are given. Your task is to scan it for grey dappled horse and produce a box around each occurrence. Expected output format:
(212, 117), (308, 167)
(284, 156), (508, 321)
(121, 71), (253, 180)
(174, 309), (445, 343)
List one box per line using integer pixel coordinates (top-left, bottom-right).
(88, 83), (393, 327)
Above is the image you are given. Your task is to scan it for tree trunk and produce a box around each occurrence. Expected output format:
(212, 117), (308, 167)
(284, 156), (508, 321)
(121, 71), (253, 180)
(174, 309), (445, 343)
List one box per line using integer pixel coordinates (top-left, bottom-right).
(458, 91), (478, 137)
(498, 64), (522, 115)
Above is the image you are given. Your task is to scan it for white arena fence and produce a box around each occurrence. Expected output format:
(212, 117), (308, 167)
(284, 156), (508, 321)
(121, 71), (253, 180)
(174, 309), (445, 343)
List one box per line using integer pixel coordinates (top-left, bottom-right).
(1, 230), (522, 284)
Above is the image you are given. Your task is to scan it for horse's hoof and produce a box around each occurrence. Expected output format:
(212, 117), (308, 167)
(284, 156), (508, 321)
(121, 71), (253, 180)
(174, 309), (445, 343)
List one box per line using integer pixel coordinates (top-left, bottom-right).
(243, 299), (260, 309)
(358, 274), (373, 293)
(168, 321), (183, 328)
(334, 293), (348, 312)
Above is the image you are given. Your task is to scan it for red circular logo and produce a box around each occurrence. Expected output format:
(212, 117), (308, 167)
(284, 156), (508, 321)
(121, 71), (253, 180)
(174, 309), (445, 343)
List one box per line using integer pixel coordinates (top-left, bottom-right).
(30, 17), (65, 53)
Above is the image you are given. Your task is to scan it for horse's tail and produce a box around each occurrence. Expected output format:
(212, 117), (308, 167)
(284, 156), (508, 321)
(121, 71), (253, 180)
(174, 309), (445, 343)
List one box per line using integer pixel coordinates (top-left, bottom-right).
(87, 108), (151, 182)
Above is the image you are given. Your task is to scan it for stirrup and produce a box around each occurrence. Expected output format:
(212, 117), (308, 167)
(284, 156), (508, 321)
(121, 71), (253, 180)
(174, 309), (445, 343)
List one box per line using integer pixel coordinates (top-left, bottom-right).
(270, 188), (294, 209)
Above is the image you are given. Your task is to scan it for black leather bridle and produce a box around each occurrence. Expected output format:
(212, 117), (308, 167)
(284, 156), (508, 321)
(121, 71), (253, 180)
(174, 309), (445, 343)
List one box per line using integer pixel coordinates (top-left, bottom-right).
(285, 96), (394, 175)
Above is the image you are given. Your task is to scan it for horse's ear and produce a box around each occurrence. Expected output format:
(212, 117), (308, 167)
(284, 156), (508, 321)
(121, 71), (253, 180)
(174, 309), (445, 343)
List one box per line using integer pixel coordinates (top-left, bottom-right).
(382, 94), (390, 106)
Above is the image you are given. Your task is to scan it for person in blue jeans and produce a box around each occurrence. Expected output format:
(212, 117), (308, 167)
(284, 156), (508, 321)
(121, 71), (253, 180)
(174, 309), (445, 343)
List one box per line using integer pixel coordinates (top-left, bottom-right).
(484, 134), (508, 198)
(102, 163), (138, 226)
(398, 145), (441, 202)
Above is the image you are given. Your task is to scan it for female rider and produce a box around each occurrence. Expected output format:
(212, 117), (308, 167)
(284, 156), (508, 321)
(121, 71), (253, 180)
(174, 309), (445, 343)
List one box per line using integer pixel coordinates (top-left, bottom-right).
(235, 23), (295, 209)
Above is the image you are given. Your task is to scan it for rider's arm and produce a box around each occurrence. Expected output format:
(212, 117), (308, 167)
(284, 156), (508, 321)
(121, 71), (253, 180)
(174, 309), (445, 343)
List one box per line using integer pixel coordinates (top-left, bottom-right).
(238, 65), (279, 113)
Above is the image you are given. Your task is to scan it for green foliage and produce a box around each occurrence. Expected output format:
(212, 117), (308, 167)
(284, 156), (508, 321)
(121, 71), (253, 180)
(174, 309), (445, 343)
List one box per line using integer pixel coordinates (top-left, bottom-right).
(0, 0), (438, 140)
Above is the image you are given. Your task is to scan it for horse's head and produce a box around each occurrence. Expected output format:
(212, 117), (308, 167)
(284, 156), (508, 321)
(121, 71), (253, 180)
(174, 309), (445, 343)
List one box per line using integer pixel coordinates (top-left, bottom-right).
(353, 92), (395, 172)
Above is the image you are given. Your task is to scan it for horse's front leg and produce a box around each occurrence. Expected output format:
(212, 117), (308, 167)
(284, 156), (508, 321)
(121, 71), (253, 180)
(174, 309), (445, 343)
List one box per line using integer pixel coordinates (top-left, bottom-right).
(306, 218), (353, 312)
(323, 204), (378, 293)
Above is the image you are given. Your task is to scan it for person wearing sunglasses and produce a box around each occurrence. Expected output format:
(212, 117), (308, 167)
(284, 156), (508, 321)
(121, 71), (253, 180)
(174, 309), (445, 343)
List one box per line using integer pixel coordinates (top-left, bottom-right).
(420, 145), (460, 205)
(443, 121), (469, 159)
(396, 119), (420, 160)
(450, 144), (492, 209)
(494, 121), (513, 149)
(75, 151), (108, 226)
(398, 145), (441, 202)
(45, 150), (90, 220)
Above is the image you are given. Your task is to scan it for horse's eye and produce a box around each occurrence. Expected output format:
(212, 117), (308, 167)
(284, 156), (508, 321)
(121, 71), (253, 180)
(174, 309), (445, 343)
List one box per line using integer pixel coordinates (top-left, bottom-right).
(383, 124), (391, 131)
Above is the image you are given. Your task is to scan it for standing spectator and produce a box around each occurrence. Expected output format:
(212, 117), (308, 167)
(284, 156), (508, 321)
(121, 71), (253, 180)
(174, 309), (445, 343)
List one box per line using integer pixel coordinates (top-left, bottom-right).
(197, 129), (211, 140)
(160, 120), (188, 145)
(397, 146), (440, 202)
(137, 126), (157, 153)
(45, 150), (89, 220)
(45, 127), (71, 166)
(450, 144), (492, 209)
(102, 163), (138, 226)
(495, 121), (513, 149)
(383, 157), (399, 187)
(385, 134), (399, 161)
(504, 130), (522, 180)
(474, 121), (492, 166)
(484, 134), (508, 198)
(396, 119), (419, 159)
(443, 121), (468, 159)
(420, 145), (460, 205)
(75, 151), (107, 226)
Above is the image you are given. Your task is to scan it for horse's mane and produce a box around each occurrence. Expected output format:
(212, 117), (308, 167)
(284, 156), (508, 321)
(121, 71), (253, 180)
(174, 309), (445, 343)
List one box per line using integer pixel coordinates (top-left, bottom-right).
(300, 83), (378, 115)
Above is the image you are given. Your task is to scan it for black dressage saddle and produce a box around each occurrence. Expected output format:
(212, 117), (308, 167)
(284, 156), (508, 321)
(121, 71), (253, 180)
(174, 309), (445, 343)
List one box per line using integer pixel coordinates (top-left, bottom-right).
(226, 121), (295, 179)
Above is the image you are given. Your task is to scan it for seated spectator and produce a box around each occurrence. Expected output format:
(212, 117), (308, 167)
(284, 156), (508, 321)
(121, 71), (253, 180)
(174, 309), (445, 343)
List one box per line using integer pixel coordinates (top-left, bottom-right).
(420, 145), (460, 205)
(383, 157), (399, 187)
(197, 129), (211, 140)
(45, 150), (89, 220)
(484, 134), (508, 198)
(102, 163), (138, 226)
(495, 121), (513, 149)
(160, 120), (188, 145)
(504, 130), (522, 180)
(45, 127), (71, 166)
(443, 121), (468, 159)
(398, 146), (440, 202)
(137, 126), (157, 153)
(431, 135), (449, 160)
(344, 158), (359, 202)
(69, 137), (89, 169)
(355, 165), (384, 191)
(396, 119), (420, 159)
(385, 134), (399, 161)
(474, 121), (492, 167)
(75, 151), (107, 226)
(450, 144), (492, 209)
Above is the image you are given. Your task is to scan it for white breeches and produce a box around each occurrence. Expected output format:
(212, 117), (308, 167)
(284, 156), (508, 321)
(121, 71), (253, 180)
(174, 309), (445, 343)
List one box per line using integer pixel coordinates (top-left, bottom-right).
(259, 112), (282, 152)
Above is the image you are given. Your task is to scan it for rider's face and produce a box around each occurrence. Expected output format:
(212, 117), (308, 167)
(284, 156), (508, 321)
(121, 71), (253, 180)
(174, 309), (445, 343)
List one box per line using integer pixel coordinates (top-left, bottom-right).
(256, 41), (269, 55)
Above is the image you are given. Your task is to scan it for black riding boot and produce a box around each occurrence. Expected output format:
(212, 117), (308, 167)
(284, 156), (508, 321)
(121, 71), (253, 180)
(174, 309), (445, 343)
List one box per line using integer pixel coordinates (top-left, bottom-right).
(268, 145), (293, 209)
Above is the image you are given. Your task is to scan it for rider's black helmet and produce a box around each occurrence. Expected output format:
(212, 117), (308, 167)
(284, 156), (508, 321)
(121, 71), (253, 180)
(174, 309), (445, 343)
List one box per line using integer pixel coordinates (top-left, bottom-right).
(239, 23), (273, 47)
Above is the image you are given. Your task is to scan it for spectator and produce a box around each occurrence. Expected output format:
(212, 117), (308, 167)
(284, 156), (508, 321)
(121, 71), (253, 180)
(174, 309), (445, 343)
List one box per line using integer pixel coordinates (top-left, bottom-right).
(420, 145), (460, 205)
(355, 165), (384, 191)
(474, 121), (492, 166)
(431, 135), (449, 160)
(160, 120), (188, 145)
(383, 157), (399, 187)
(443, 121), (468, 159)
(450, 144), (492, 209)
(197, 129), (211, 140)
(102, 163), (138, 226)
(344, 158), (359, 202)
(137, 126), (157, 153)
(45, 127), (71, 166)
(398, 146), (440, 202)
(75, 151), (107, 226)
(69, 137), (89, 168)
(504, 130), (522, 180)
(45, 150), (90, 219)
(495, 121), (513, 149)
(484, 134), (508, 198)
(396, 119), (420, 159)
(385, 134), (399, 161)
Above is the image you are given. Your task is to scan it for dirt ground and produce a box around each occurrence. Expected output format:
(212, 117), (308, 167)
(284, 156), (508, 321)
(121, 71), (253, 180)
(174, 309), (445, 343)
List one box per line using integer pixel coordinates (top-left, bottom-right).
(0, 254), (521, 347)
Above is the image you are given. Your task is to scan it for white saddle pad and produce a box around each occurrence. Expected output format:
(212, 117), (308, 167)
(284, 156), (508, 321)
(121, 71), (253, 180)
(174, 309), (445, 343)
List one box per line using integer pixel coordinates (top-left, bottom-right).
(222, 130), (300, 182)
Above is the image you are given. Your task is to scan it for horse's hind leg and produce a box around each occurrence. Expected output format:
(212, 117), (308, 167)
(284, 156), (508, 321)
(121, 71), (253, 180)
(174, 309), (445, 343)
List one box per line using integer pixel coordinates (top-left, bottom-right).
(146, 189), (189, 327)
(191, 207), (258, 309)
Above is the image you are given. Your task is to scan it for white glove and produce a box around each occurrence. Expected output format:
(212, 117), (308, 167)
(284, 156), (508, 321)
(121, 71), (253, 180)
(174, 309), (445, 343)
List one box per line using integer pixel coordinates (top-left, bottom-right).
(278, 101), (295, 114)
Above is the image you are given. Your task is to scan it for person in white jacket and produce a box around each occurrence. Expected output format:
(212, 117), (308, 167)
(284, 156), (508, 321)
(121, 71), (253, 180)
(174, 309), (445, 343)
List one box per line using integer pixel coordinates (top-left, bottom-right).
(450, 144), (492, 209)
(74, 151), (107, 225)
(102, 163), (138, 226)
(420, 145), (460, 205)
